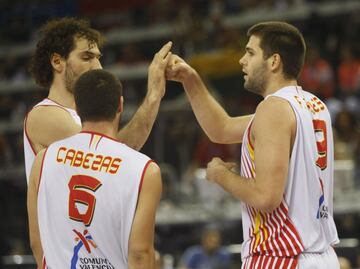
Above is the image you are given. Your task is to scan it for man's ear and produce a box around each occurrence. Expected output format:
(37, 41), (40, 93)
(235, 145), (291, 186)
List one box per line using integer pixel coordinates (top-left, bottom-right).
(269, 53), (282, 72)
(50, 53), (64, 73)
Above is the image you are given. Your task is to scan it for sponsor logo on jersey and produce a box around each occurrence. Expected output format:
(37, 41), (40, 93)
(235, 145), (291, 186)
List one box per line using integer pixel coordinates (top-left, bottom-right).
(71, 229), (114, 269)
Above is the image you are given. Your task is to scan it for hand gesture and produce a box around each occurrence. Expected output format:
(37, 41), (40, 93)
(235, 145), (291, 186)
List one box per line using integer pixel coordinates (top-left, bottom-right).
(148, 41), (172, 99)
(206, 157), (238, 183)
(166, 54), (195, 84)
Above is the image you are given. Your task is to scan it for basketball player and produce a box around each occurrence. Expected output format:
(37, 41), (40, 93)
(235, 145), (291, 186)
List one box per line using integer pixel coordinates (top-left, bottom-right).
(27, 69), (162, 269)
(166, 22), (339, 268)
(24, 17), (171, 182)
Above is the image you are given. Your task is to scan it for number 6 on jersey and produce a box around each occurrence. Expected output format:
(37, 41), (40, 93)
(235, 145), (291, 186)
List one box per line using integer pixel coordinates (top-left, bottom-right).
(68, 175), (102, 226)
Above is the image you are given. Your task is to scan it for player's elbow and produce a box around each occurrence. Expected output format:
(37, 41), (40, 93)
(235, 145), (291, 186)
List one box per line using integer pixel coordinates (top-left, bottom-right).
(207, 123), (238, 144)
(207, 131), (229, 144)
(255, 194), (282, 213)
(29, 236), (42, 265)
(128, 247), (154, 269)
(208, 134), (222, 144)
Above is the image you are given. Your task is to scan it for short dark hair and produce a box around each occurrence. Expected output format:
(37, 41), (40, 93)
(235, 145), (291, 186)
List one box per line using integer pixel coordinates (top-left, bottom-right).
(247, 21), (306, 79)
(74, 69), (123, 122)
(29, 17), (104, 88)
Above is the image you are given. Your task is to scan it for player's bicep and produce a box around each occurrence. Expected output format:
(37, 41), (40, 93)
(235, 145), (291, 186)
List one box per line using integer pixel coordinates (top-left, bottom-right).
(129, 162), (162, 251)
(252, 99), (295, 208)
(27, 107), (81, 149)
(222, 115), (253, 144)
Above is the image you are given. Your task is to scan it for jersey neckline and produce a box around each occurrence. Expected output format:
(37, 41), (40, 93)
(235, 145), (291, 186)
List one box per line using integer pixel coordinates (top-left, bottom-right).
(80, 130), (122, 143)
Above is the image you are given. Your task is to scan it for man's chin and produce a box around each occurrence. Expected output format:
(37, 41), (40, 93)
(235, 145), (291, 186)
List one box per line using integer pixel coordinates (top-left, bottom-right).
(244, 84), (262, 96)
(243, 82), (251, 92)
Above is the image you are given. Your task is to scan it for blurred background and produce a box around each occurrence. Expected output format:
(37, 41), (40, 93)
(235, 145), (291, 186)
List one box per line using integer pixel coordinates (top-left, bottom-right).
(0, 0), (360, 268)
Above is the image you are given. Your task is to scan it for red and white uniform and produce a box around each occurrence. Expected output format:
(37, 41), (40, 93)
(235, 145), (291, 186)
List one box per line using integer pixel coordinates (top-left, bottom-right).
(24, 98), (81, 183)
(240, 86), (339, 269)
(37, 131), (152, 269)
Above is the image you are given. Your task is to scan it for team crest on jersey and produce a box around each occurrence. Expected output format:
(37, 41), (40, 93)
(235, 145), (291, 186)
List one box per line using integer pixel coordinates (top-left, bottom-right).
(316, 178), (329, 219)
(71, 229), (114, 269)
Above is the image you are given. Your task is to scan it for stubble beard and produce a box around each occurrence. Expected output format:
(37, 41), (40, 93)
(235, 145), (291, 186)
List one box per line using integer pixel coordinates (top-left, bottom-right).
(64, 63), (78, 94)
(244, 63), (268, 96)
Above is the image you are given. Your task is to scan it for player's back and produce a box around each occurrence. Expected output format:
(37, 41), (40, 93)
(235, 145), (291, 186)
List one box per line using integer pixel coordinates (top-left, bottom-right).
(37, 131), (151, 269)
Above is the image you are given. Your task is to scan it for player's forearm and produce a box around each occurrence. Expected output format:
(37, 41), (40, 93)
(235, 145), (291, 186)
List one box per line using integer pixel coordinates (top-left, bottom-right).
(29, 237), (43, 267)
(128, 247), (155, 269)
(182, 72), (231, 143)
(118, 94), (160, 150)
(215, 170), (280, 212)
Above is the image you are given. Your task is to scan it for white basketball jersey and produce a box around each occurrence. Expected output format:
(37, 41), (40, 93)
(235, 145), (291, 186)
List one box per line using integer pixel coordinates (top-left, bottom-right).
(240, 86), (339, 264)
(24, 98), (81, 183)
(37, 131), (152, 269)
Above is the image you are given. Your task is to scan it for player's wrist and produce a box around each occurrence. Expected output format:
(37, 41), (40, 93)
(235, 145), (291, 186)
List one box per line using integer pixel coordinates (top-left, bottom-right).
(182, 68), (198, 86)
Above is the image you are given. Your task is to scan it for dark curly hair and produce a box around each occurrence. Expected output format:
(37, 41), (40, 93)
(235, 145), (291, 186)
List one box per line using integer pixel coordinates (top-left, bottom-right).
(29, 17), (105, 88)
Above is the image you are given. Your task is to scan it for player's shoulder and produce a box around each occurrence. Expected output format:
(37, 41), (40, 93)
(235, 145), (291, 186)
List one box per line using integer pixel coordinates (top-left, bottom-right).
(27, 98), (75, 121)
(104, 139), (155, 168)
(144, 161), (160, 176)
(255, 95), (293, 116)
(118, 141), (151, 159)
(27, 104), (74, 125)
(252, 95), (296, 134)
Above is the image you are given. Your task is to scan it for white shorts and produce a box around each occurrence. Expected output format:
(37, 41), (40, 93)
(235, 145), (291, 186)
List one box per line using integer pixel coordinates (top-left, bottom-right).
(241, 247), (340, 269)
(298, 247), (340, 269)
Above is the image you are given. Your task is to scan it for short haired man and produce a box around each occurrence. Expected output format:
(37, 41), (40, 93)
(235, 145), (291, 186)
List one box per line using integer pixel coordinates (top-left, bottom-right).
(167, 21), (340, 268)
(27, 69), (162, 269)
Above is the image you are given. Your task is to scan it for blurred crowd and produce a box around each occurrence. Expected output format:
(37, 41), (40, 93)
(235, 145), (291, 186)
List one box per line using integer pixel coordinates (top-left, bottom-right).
(1, 0), (360, 268)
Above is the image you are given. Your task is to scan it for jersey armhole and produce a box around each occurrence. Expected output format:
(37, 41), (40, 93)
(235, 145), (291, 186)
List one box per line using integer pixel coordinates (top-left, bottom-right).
(138, 160), (155, 195)
(25, 104), (75, 153)
(24, 114), (36, 155)
(37, 147), (49, 194)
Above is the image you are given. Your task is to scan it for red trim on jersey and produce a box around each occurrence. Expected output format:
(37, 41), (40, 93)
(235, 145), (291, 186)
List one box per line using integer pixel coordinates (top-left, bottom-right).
(89, 134), (94, 148)
(249, 254), (259, 268)
(95, 137), (103, 150)
(34, 102), (74, 116)
(243, 255), (298, 269)
(279, 203), (304, 252)
(25, 99), (77, 155)
(42, 256), (46, 269)
(247, 121), (254, 150)
(245, 157), (255, 178)
(247, 201), (304, 257)
(46, 98), (74, 110)
(138, 160), (154, 195)
(23, 99), (52, 155)
(80, 131), (121, 143)
(24, 114), (36, 155)
(37, 148), (49, 194)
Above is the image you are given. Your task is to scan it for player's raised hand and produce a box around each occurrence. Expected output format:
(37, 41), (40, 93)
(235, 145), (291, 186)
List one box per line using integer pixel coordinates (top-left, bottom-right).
(165, 54), (195, 84)
(148, 41), (172, 99)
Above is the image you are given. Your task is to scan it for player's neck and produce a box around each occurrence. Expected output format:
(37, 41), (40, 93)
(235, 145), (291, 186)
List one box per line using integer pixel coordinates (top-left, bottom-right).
(48, 81), (76, 110)
(81, 121), (118, 140)
(263, 76), (298, 97)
